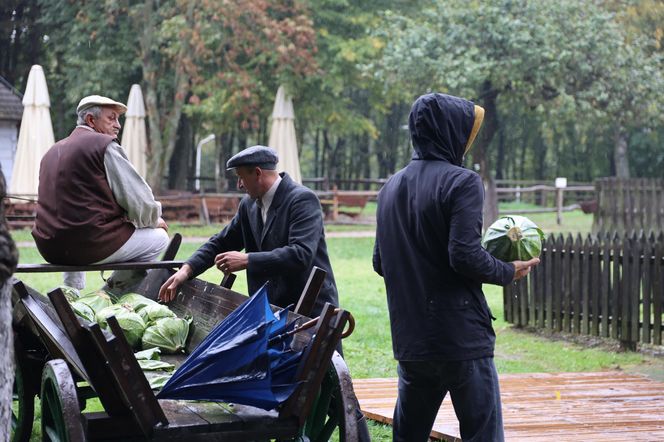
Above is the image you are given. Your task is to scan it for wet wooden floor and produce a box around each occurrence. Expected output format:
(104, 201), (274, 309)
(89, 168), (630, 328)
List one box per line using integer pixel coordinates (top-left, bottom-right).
(354, 372), (664, 441)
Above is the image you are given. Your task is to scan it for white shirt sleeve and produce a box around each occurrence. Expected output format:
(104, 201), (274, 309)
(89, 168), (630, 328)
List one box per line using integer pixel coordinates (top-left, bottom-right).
(104, 142), (161, 228)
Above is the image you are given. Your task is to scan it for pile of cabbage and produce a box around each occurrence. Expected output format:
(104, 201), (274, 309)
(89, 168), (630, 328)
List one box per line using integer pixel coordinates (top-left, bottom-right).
(482, 215), (545, 262)
(62, 288), (191, 354)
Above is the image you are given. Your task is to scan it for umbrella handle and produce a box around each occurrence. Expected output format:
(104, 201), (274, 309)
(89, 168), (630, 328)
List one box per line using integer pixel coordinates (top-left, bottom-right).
(290, 309), (355, 339)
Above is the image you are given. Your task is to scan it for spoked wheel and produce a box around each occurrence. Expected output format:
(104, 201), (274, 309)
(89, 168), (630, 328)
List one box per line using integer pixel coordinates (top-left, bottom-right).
(12, 338), (40, 442)
(303, 353), (370, 442)
(40, 359), (85, 442)
(12, 358), (34, 442)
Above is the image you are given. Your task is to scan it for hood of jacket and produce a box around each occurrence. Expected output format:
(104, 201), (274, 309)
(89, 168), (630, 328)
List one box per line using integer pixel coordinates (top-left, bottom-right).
(409, 93), (477, 166)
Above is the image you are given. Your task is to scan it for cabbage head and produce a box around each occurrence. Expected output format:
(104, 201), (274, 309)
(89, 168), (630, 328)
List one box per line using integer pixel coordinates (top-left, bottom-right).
(59, 286), (79, 302)
(482, 215), (545, 262)
(138, 303), (176, 325)
(77, 292), (113, 314)
(142, 317), (192, 354)
(96, 304), (146, 348)
(117, 293), (160, 312)
(70, 301), (95, 323)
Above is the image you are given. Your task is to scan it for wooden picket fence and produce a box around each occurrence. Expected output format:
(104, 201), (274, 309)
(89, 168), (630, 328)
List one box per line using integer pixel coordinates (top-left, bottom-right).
(504, 231), (664, 348)
(593, 177), (664, 233)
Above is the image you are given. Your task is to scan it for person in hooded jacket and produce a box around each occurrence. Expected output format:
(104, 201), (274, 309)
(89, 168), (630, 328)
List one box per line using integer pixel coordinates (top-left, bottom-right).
(373, 93), (540, 442)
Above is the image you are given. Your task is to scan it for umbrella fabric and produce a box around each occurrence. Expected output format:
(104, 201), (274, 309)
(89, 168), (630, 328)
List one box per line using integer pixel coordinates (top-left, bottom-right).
(268, 85), (301, 184)
(9, 65), (55, 198)
(157, 285), (301, 410)
(120, 84), (148, 177)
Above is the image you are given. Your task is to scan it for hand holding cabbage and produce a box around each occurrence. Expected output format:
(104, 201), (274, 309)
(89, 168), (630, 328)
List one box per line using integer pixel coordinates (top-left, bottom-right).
(482, 215), (543, 281)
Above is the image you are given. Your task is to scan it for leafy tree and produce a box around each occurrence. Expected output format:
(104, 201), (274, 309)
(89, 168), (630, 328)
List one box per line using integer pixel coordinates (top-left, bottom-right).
(372, 0), (661, 222)
(0, 0), (44, 89)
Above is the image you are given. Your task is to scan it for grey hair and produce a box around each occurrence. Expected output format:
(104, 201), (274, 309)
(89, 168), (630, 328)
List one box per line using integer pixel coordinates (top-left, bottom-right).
(76, 105), (102, 125)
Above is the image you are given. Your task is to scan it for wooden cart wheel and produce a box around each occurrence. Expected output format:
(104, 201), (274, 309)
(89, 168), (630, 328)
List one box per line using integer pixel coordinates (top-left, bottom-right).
(40, 360), (85, 442)
(303, 366), (341, 442)
(11, 357), (34, 442)
(12, 338), (39, 442)
(303, 353), (370, 442)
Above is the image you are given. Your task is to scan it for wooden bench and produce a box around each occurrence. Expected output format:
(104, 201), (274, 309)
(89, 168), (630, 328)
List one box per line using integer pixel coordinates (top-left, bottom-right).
(318, 189), (376, 221)
(159, 194), (241, 225)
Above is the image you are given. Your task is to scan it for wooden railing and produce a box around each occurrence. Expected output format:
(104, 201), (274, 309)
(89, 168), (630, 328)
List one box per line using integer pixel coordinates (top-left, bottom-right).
(504, 231), (664, 349)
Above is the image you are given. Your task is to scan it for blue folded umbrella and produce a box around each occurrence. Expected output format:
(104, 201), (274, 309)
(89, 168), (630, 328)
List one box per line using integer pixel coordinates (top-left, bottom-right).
(157, 284), (302, 409)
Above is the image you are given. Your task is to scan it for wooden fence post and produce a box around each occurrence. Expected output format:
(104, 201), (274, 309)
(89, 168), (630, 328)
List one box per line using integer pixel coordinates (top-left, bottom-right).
(653, 240), (663, 346)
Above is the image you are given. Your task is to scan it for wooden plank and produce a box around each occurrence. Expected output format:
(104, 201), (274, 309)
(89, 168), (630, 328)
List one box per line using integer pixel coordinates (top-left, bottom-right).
(545, 236), (554, 330)
(601, 238), (611, 338)
(653, 241), (663, 345)
(621, 236), (632, 344)
(631, 234), (642, 344)
(281, 305), (349, 426)
(294, 266), (327, 317)
(611, 235), (621, 340)
(355, 372), (664, 441)
(16, 284), (88, 379)
(503, 285), (512, 324)
(44, 287), (131, 415)
(105, 316), (168, 427)
(572, 235), (582, 333)
(590, 237), (600, 336)
(512, 280), (520, 326)
(642, 235), (653, 344)
(161, 233), (182, 261)
(553, 235), (564, 331)
(581, 237), (590, 335)
(530, 252), (538, 327)
(562, 235), (572, 333)
(16, 260), (184, 273)
(519, 274), (528, 327)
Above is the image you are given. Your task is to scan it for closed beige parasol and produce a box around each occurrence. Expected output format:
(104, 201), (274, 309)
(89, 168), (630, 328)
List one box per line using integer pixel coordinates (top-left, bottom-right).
(268, 85), (301, 184)
(9, 65), (55, 198)
(120, 84), (148, 178)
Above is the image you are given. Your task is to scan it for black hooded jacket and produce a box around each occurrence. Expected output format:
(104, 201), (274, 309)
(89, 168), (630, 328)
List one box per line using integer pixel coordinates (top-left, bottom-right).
(373, 94), (514, 361)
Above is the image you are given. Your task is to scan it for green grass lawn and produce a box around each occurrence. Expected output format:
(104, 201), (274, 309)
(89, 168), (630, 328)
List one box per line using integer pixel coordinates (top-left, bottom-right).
(14, 210), (659, 441)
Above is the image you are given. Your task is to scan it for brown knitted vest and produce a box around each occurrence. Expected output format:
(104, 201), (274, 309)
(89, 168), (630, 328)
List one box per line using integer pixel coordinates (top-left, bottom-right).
(32, 127), (135, 264)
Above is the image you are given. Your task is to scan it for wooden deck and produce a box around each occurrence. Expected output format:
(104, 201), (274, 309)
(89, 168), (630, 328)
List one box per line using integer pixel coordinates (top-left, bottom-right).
(354, 371), (664, 441)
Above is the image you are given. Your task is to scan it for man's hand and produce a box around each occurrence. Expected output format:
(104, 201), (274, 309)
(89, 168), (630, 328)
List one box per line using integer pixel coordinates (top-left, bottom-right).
(157, 217), (168, 231)
(158, 264), (192, 302)
(214, 251), (249, 274)
(511, 257), (540, 281)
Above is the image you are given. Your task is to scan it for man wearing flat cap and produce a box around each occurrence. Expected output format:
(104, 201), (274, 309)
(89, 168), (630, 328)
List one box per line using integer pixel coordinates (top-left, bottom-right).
(33, 95), (169, 293)
(159, 145), (339, 316)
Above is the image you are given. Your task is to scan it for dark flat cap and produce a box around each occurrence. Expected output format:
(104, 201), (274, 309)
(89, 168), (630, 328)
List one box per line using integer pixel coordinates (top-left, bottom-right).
(226, 145), (279, 170)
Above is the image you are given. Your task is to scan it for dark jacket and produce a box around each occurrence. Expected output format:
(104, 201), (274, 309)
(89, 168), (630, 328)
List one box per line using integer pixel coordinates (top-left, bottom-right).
(187, 173), (338, 316)
(373, 93), (514, 361)
(32, 127), (135, 264)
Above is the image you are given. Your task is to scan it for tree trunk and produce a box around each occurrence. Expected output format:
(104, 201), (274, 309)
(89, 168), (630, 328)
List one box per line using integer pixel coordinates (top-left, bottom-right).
(314, 128), (320, 181)
(168, 114), (194, 190)
(614, 125), (630, 178)
(495, 126), (505, 180)
(472, 81), (500, 229)
(215, 131), (233, 192)
(140, 0), (194, 193)
(0, 165), (18, 438)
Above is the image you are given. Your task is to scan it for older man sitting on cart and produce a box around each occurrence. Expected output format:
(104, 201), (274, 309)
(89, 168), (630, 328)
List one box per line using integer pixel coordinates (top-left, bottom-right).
(32, 95), (169, 294)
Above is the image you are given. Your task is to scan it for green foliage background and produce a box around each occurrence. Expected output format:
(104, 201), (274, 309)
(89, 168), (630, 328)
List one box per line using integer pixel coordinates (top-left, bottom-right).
(2, 0), (663, 189)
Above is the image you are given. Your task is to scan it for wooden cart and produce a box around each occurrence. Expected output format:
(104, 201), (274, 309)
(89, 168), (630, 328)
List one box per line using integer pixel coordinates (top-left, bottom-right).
(11, 236), (369, 441)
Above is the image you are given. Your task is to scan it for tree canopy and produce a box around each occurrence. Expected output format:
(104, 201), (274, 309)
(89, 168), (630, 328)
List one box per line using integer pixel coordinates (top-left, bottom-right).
(1, 0), (662, 192)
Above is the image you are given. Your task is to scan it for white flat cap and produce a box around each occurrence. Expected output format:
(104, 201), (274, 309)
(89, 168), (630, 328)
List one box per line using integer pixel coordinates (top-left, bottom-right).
(76, 95), (128, 114)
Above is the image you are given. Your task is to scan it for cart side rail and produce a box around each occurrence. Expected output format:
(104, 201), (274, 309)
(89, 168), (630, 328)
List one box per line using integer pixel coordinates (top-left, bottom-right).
(280, 303), (350, 426)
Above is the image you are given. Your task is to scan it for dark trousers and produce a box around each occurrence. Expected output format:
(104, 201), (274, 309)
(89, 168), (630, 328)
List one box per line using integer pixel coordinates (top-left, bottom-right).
(393, 357), (504, 442)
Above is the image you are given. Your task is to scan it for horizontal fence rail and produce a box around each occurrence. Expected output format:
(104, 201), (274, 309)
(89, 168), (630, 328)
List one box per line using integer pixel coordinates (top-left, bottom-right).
(504, 231), (664, 349)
